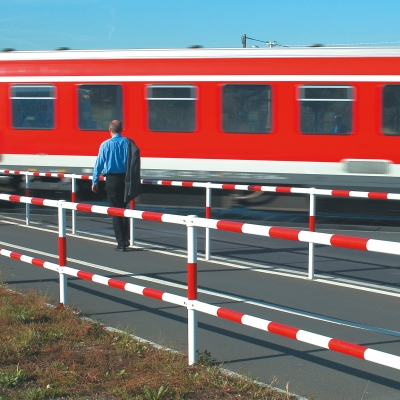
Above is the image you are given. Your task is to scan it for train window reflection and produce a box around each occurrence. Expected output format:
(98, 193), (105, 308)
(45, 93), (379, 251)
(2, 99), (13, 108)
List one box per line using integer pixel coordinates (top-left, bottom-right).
(147, 85), (196, 132)
(222, 85), (271, 133)
(299, 85), (353, 134)
(78, 85), (122, 130)
(382, 85), (400, 135)
(11, 85), (55, 129)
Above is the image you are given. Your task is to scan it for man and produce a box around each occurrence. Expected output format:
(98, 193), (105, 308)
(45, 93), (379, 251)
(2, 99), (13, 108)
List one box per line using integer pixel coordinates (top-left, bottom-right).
(92, 120), (141, 251)
(333, 115), (349, 134)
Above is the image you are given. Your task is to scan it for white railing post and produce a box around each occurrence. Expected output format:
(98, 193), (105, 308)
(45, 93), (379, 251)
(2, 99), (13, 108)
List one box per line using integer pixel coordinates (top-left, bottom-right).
(130, 199), (135, 245)
(58, 200), (67, 306)
(205, 183), (211, 260)
(187, 215), (198, 365)
(25, 173), (30, 226)
(71, 176), (77, 234)
(308, 188), (316, 280)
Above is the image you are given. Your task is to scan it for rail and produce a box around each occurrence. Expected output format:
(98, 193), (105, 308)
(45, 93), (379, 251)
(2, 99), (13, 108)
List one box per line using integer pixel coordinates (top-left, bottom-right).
(1, 192), (400, 370)
(2, 169), (400, 281)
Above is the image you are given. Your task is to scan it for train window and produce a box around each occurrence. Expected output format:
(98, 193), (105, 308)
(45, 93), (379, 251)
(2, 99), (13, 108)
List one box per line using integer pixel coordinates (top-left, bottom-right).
(78, 85), (122, 130)
(299, 85), (353, 134)
(222, 85), (272, 133)
(382, 85), (400, 135)
(147, 85), (196, 132)
(11, 85), (55, 129)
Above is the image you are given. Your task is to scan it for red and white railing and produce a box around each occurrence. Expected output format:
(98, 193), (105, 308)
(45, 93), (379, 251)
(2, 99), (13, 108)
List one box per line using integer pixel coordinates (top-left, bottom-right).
(2, 192), (400, 370)
(3, 169), (400, 279)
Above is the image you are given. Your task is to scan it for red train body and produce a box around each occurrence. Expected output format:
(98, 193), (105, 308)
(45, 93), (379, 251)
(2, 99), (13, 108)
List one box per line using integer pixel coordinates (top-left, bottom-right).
(1, 47), (400, 192)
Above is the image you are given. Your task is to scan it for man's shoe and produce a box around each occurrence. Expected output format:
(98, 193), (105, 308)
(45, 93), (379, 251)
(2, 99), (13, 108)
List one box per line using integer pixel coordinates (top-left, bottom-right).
(114, 245), (126, 252)
(125, 241), (130, 248)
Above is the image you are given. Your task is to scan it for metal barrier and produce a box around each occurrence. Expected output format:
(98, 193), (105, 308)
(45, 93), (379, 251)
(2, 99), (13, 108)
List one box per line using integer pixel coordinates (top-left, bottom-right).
(1, 192), (400, 370)
(3, 169), (400, 280)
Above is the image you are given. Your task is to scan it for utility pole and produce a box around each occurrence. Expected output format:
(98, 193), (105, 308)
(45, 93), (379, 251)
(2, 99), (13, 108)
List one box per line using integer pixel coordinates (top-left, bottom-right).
(241, 34), (246, 48)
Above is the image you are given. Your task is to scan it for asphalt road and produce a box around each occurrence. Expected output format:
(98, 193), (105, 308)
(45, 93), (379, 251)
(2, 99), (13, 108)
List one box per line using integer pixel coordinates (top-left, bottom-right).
(1, 203), (400, 399)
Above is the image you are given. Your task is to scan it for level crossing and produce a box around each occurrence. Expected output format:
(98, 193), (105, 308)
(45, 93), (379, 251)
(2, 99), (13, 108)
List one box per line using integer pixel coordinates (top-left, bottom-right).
(1, 204), (400, 399)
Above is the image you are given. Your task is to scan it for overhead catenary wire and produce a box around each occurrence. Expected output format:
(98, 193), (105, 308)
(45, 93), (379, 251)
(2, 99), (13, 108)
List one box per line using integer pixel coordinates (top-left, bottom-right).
(242, 34), (400, 48)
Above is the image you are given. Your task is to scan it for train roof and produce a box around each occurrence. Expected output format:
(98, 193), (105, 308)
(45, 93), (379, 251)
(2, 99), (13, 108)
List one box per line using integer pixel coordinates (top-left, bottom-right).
(2, 47), (400, 61)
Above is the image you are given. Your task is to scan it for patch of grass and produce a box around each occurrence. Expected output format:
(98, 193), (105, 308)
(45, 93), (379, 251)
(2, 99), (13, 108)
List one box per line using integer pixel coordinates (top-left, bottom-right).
(0, 281), (299, 399)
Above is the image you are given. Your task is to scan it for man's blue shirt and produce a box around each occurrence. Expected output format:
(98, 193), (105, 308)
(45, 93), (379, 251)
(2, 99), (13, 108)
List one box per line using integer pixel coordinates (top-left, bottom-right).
(92, 134), (129, 185)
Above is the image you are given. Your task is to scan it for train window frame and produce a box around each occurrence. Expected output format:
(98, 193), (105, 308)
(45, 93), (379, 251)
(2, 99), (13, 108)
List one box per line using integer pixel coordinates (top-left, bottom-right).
(382, 84), (400, 136)
(146, 85), (197, 132)
(299, 85), (354, 135)
(10, 84), (56, 130)
(77, 84), (123, 131)
(221, 84), (272, 134)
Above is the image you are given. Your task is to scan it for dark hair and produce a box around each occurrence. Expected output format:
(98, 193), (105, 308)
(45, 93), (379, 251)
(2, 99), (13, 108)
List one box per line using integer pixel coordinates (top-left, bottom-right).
(109, 120), (122, 134)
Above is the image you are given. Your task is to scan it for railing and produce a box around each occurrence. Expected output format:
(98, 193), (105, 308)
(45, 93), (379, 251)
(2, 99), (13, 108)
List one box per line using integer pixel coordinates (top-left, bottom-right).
(1, 192), (400, 370)
(2, 169), (400, 281)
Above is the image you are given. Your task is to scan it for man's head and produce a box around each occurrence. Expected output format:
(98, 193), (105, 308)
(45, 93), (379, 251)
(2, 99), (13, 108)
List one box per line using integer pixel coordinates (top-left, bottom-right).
(334, 115), (342, 124)
(109, 120), (122, 135)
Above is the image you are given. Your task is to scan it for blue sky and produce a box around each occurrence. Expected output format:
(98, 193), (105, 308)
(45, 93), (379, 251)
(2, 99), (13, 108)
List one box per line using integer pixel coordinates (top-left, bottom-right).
(1, 0), (400, 50)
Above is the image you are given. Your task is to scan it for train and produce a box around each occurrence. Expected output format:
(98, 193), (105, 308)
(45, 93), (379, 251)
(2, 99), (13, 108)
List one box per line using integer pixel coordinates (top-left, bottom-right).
(1, 46), (400, 207)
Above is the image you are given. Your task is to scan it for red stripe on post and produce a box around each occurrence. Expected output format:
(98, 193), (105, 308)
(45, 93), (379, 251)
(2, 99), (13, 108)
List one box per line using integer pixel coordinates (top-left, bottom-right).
(32, 258), (46, 268)
(368, 192), (389, 199)
(216, 220), (244, 233)
(161, 180), (173, 185)
(222, 184), (236, 190)
(332, 190), (351, 197)
(309, 215), (315, 232)
(182, 181), (195, 187)
(33, 172), (40, 177)
(217, 308), (245, 323)
(269, 227), (301, 241)
(142, 211), (164, 221)
(107, 207), (126, 217)
(58, 237), (67, 267)
(276, 187), (292, 193)
(77, 270), (95, 281)
(187, 262), (197, 300)
(76, 204), (93, 212)
(31, 198), (45, 206)
(143, 287), (165, 300)
(205, 206), (211, 219)
(328, 339), (367, 359)
(330, 235), (369, 250)
(268, 322), (299, 339)
(108, 278), (127, 290)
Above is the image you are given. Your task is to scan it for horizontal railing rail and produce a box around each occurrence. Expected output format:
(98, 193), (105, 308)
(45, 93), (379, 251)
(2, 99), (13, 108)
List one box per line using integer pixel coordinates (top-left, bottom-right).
(2, 245), (400, 371)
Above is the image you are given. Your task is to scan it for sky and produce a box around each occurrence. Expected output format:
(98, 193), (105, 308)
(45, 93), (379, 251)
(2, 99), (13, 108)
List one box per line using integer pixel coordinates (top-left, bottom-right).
(1, 0), (400, 51)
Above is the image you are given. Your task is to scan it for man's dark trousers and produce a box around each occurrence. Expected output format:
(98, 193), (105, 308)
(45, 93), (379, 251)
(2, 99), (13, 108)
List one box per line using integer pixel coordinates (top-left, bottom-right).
(105, 174), (129, 246)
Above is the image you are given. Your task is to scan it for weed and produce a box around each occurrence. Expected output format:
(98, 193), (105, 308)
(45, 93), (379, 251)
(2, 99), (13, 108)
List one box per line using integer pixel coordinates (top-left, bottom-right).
(0, 365), (29, 388)
(143, 385), (170, 399)
(196, 349), (215, 366)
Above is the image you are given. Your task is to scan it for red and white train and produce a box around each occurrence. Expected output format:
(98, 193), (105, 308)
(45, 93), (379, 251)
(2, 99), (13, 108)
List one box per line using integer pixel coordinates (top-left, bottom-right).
(1, 46), (400, 194)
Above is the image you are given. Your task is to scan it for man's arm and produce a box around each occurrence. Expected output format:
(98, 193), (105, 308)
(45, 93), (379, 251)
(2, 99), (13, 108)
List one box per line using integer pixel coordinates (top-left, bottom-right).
(92, 142), (106, 192)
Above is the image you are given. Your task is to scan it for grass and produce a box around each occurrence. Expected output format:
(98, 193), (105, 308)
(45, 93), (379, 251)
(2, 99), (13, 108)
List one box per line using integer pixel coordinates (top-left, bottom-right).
(0, 279), (301, 400)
